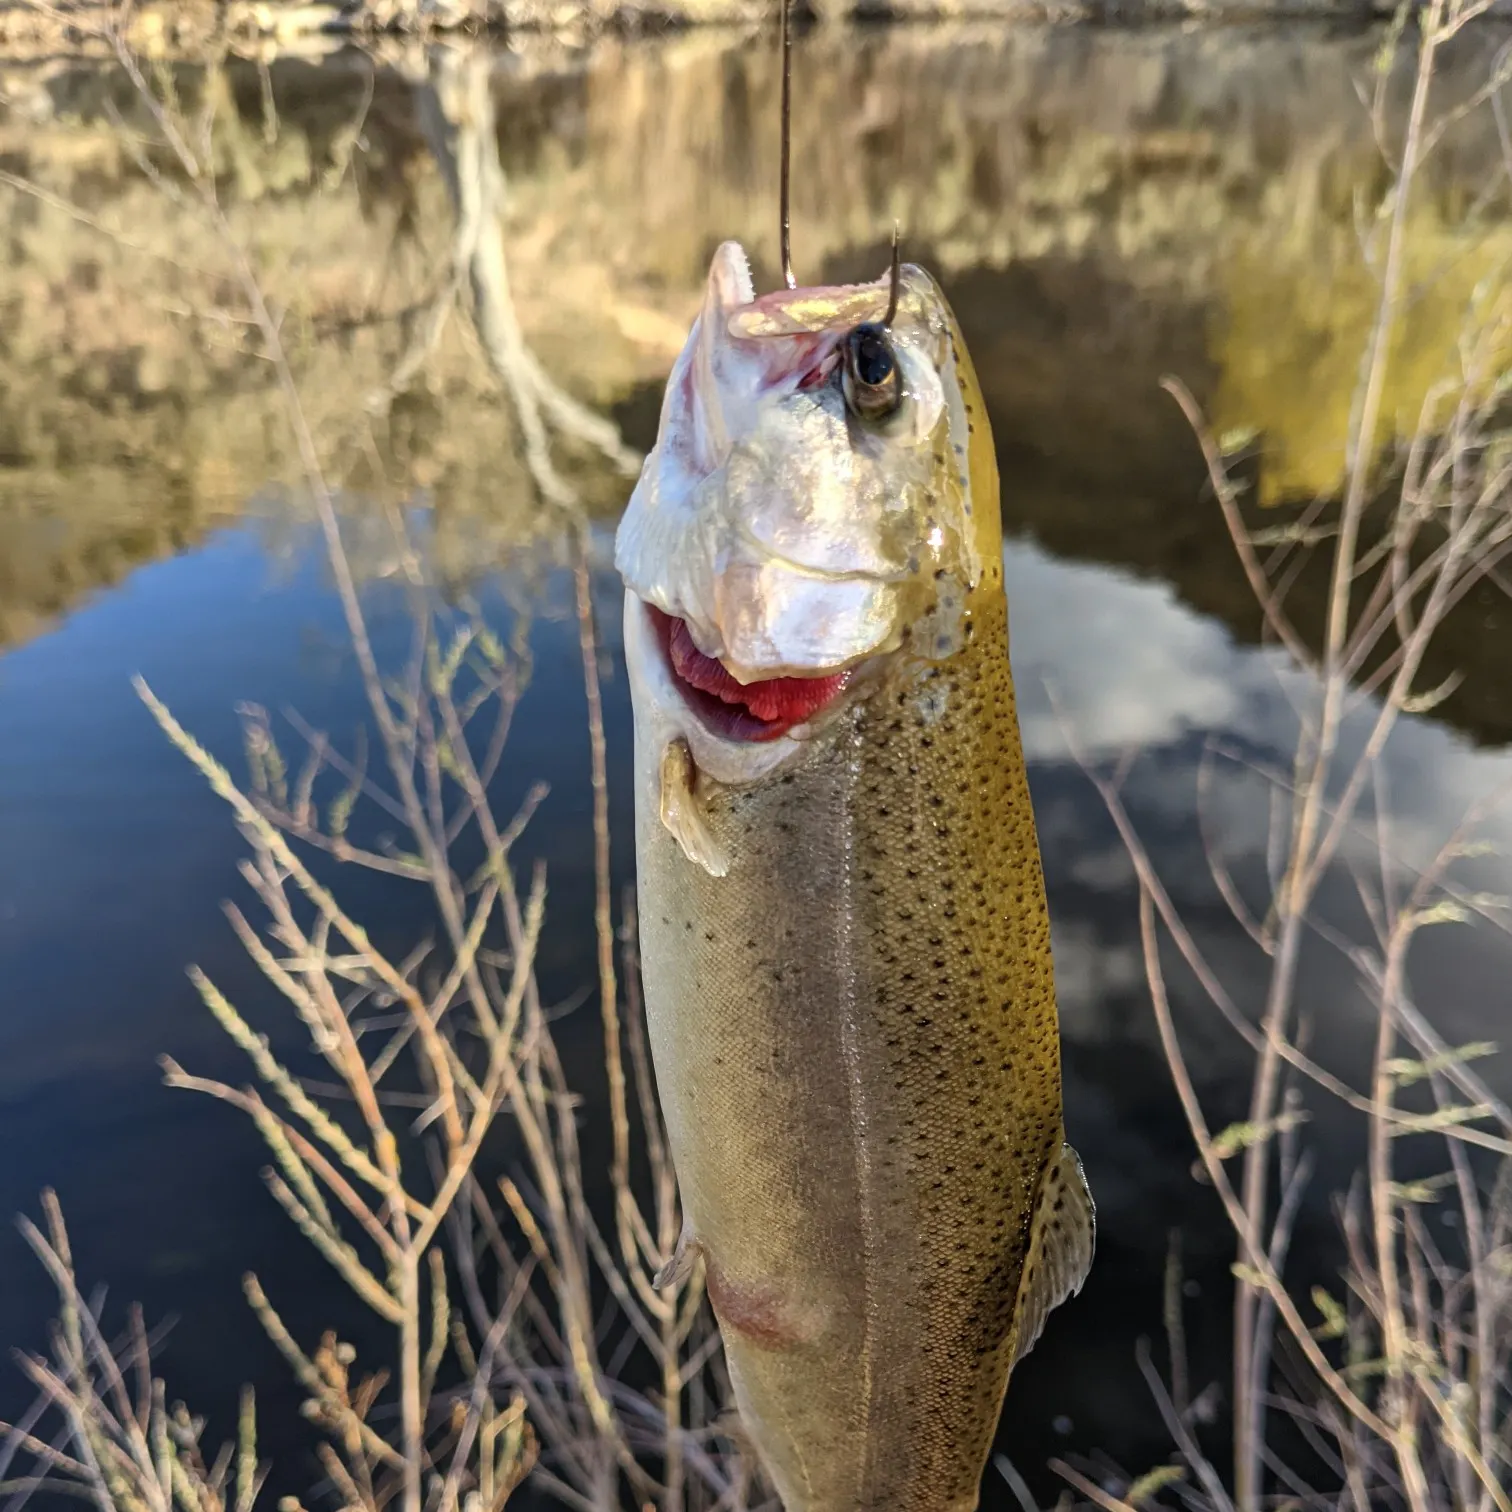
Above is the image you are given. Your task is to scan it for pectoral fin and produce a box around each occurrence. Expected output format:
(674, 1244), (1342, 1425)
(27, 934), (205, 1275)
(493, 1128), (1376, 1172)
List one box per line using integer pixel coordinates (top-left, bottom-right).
(1010, 1141), (1095, 1368)
(660, 738), (729, 878)
(652, 1220), (703, 1291)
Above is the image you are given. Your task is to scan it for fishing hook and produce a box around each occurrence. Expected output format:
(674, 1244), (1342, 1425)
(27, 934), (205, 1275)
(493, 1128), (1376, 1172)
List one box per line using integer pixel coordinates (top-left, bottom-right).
(779, 0), (796, 289)
(778, 0), (901, 320)
(883, 221), (901, 327)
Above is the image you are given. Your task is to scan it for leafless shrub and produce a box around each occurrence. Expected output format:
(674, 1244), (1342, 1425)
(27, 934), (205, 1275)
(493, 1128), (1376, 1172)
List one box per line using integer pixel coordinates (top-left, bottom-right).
(1, 1192), (266, 1512)
(0, 21), (752, 1512)
(1054, 4), (1512, 1510)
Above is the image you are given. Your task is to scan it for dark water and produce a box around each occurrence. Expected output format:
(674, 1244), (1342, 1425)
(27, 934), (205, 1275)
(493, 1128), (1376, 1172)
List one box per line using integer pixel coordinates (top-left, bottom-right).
(2, 21), (1511, 1508)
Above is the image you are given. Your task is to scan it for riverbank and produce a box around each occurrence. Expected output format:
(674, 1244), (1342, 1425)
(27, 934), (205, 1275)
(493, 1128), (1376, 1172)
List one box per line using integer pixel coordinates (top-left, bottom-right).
(0, 0), (1504, 61)
(2, 23), (1511, 737)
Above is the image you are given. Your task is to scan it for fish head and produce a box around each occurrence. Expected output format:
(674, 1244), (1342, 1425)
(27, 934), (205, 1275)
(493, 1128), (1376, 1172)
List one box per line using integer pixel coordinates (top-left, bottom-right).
(616, 240), (1001, 784)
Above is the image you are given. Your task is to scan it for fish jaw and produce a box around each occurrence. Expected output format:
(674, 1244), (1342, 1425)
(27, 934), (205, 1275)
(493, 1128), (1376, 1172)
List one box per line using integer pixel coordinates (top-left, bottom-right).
(657, 606), (851, 739)
(623, 588), (829, 791)
(614, 240), (980, 698)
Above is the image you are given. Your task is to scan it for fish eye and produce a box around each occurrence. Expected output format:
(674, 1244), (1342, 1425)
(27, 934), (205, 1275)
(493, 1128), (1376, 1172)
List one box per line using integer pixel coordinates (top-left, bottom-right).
(842, 323), (903, 424)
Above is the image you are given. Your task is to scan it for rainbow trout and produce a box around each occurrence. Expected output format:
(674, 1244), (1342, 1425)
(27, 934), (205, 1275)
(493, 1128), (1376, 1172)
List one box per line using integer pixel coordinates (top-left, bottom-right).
(614, 242), (1093, 1512)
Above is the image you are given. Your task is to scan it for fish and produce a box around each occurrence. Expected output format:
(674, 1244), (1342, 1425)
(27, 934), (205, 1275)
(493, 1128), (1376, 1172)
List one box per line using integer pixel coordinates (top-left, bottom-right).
(613, 239), (1094, 1512)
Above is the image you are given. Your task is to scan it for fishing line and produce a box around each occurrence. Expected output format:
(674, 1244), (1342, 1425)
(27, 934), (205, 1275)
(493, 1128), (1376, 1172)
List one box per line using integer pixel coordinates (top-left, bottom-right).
(779, 0), (796, 289)
(778, 0), (902, 325)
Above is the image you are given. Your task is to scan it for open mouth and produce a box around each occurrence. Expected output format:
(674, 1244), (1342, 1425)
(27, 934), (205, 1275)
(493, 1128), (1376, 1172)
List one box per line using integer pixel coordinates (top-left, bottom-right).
(646, 605), (851, 743)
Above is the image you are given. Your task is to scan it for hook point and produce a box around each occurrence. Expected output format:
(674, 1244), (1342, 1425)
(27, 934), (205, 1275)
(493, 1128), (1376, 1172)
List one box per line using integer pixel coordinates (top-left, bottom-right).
(883, 222), (902, 326)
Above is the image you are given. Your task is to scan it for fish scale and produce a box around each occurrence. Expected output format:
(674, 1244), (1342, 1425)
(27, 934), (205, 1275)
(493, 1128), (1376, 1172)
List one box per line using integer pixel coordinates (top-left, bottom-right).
(618, 250), (1093, 1511)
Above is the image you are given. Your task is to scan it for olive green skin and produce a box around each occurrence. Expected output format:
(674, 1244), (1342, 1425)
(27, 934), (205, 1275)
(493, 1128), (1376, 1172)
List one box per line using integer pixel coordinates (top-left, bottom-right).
(630, 321), (1064, 1511)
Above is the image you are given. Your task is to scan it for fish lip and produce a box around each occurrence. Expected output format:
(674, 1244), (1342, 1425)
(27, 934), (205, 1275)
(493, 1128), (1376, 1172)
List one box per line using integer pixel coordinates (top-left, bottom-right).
(643, 602), (852, 744)
(626, 593), (808, 789)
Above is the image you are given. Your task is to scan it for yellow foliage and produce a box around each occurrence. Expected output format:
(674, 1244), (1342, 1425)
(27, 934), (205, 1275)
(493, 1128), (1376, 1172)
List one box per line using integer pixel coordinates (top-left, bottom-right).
(1211, 194), (1512, 505)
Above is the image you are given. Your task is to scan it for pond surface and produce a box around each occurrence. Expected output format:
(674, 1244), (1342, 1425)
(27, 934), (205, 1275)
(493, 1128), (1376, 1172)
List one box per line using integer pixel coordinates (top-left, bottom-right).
(1, 20), (1511, 1508)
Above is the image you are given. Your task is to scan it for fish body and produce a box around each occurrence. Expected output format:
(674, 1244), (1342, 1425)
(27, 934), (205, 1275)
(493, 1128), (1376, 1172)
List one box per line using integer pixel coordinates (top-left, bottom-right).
(615, 243), (1093, 1512)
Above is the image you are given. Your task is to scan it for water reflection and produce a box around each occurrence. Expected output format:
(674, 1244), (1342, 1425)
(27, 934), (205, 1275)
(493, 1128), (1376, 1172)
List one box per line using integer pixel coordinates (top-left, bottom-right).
(7, 25), (1512, 734)
(1, 21), (1510, 1509)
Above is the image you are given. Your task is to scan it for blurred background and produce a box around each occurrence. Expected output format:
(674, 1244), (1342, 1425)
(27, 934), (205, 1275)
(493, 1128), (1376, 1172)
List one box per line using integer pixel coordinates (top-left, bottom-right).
(1, 14), (1510, 1509)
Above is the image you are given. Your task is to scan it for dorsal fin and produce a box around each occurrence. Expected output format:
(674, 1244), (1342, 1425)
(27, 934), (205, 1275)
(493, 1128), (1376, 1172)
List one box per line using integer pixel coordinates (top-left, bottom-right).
(1010, 1141), (1095, 1368)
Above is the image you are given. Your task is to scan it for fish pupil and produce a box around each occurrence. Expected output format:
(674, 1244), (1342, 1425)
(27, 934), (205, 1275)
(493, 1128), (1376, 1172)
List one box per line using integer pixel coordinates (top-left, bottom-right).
(843, 323), (903, 422)
(852, 326), (894, 386)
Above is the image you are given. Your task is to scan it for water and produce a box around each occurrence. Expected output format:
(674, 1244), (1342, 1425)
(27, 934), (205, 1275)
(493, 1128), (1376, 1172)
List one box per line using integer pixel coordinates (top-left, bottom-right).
(1, 21), (1511, 1508)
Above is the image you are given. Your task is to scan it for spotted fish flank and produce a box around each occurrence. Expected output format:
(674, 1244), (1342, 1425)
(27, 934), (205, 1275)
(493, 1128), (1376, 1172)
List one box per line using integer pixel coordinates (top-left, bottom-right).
(616, 241), (1093, 1511)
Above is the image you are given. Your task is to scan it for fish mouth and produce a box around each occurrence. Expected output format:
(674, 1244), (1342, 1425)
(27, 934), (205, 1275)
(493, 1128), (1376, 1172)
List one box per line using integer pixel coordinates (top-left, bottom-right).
(645, 604), (852, 743)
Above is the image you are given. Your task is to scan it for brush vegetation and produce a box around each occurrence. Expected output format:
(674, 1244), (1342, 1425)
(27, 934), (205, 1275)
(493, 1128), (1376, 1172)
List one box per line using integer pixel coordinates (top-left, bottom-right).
(2, 4), (1511, 1511)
